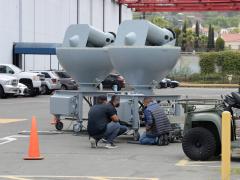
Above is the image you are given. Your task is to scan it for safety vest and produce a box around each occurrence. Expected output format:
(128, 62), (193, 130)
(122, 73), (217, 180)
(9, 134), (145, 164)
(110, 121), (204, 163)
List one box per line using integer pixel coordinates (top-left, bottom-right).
(147, 102), (172, 135)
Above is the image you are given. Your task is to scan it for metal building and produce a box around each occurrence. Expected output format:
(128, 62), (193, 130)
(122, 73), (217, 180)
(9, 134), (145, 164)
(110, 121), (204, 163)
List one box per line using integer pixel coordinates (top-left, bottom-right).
(0, 0), (132, 70)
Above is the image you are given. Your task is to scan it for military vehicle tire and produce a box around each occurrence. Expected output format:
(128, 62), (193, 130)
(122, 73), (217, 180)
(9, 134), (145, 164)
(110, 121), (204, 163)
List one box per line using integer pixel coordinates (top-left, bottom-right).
(182, 127), (216, 161)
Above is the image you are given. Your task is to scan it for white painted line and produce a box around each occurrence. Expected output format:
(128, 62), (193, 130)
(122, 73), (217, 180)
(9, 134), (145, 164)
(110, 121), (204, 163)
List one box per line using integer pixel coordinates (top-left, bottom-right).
(0, 135), (28, 146)
(0, 176), (159, 180)
(0, 137), (17, 145)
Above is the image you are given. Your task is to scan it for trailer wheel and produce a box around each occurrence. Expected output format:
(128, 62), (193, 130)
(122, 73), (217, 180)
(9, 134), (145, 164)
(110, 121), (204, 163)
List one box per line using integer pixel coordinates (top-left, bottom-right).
(73, 123), (83, 133)
(55, 121), (63, 131)
(182, 127), (216, 161)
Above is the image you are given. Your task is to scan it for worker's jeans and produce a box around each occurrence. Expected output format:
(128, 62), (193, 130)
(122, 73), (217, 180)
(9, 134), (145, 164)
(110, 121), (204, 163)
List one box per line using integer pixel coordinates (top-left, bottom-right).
(139, 132), (157, 145)
(104, 121), (127, 144)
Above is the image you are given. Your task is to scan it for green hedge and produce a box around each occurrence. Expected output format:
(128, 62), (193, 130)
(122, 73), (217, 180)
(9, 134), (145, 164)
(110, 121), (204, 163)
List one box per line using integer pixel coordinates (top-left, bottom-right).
(168, 73), (240, 84)
(199, 51), (240, 75)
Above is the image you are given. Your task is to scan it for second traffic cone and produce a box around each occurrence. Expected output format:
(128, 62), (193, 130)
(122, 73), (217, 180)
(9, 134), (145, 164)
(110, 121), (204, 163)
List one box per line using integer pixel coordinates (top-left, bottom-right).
(24, 116), (44, 160)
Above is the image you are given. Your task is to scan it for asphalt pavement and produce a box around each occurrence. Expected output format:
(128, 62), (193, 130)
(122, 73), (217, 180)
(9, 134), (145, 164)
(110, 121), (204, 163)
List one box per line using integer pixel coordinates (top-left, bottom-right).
(0, 88), (239, 180)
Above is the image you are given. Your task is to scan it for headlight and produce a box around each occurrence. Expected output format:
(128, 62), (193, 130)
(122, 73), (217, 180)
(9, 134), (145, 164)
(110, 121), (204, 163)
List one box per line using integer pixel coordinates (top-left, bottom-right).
(4, 80), (12, 85)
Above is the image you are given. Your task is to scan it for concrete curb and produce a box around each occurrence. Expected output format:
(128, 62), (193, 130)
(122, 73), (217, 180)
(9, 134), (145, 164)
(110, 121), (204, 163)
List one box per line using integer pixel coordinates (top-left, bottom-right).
(180, 83), (240, 88)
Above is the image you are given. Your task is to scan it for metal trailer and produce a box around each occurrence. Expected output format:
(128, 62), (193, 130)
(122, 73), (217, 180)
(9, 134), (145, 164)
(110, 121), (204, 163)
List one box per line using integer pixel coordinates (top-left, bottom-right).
(50, 90), (181, 138)
(50, 20), (181, 139)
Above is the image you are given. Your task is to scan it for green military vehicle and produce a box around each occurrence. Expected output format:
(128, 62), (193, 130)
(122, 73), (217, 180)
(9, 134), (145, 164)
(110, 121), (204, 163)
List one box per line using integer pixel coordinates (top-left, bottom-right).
(180, 92), (240, 161)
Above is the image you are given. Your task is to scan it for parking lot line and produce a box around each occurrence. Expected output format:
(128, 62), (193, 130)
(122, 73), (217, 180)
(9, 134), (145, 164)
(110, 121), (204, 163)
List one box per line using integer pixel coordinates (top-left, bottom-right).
(176, 158), (240, 169)
(0, 176), (159, 180)
(176, 159), (221, 168)
(0, 135), (28, 146)
(4, 176), (32, 180)
(0, 118), (27, 124)
(175, 159), (188, 166)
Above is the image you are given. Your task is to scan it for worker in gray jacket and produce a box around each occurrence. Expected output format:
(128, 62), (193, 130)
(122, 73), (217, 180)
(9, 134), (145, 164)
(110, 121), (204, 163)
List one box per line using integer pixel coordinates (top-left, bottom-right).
(139, 97), (172, 145)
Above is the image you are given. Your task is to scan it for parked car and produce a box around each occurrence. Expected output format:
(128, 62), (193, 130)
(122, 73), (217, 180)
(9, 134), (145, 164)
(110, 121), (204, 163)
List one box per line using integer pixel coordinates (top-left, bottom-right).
(159, 79), (168, 88)
(53, 71), (78, 90)
(0, 74), (19, 98)
(101, 73), (125, 90)
(0, 64), (41, 96)
(159, 78), (180, 88)
(32, 70), (61, 95)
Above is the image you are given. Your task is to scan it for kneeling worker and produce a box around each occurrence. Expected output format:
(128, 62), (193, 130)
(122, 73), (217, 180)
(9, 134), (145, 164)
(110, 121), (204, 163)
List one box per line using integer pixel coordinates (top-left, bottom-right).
(140, 97), (172, 145)
(87, 95), (127, 149)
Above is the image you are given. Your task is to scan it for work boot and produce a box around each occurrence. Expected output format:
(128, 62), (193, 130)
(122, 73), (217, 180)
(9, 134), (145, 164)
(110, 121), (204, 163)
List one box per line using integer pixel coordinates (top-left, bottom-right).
(163, 134), (169, 145)
(90, 137), (97, 148)
(157, 135), (164, 146)
(97, 138), (108, 148)
(157, 134), (169, 146)
(104, 143), (118, 149)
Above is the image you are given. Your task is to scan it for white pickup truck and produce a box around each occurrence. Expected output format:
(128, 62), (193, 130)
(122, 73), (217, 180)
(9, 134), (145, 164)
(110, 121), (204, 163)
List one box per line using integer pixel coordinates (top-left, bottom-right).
(0, 64), (41, 96)
(0, 74), (19, 98)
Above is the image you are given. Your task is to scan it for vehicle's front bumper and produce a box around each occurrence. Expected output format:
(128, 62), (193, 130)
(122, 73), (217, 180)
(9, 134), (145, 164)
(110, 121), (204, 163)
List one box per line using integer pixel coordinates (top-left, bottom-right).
(18, 87), (30, 96)
(41, 81), (61, 90)
(3, 85), (19, 94)
(49, 83), (61, 90)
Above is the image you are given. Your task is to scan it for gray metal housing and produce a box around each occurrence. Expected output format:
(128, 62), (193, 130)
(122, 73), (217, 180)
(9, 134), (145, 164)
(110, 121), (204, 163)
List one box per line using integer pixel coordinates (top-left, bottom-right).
(50, 20), (181, 136)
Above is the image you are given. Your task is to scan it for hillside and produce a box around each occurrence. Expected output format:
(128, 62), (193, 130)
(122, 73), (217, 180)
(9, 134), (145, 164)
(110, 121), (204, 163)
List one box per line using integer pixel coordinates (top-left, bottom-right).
(133, 12), (240, 30)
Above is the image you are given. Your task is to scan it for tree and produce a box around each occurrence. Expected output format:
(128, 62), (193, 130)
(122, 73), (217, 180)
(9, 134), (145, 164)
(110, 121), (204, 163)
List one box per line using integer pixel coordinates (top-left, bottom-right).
(194, 21), (200, 50)
(174, 28), (181, 46)
(186, 30), (195, 52)
(199, 35), (208, 51)
(182, 20), (187, 33)
(215, 37), (225, 51)
(181, 20), (187, 51)
(207, 24), (215, 51)
(195, 21), (200, 37)
(211, 27), (215, 49)
(207, 24), (212, 50)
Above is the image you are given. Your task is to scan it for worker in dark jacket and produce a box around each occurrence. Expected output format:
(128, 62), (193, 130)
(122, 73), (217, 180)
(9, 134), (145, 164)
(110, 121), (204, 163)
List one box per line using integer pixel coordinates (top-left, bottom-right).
(139, 97), (172, 145)
(88, 95), (127, 149)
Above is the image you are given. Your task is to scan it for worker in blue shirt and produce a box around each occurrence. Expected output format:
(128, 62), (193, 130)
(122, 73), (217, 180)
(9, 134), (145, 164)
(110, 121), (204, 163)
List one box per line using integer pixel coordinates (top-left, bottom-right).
(139, 97), (172, 145)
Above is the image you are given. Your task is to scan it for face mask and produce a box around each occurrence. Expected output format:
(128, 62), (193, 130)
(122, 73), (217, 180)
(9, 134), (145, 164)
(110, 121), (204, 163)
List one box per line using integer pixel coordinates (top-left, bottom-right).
(115, 103), (120, 108)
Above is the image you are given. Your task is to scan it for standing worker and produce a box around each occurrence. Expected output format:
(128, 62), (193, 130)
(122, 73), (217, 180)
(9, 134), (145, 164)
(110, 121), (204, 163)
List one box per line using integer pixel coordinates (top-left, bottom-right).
(139, 97), (172, 145)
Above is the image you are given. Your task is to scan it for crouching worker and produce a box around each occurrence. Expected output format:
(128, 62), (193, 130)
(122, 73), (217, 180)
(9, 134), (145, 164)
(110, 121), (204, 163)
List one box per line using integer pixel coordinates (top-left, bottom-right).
(140, 97), (172, 145)
(87, 95), (127, 149)
(108, 95), (128, 137)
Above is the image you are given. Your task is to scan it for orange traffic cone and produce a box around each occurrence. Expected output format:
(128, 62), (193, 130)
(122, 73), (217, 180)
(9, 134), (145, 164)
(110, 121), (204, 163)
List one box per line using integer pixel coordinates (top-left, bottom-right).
(24, 116), (44, 160)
